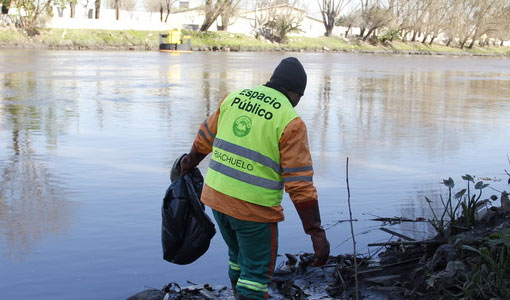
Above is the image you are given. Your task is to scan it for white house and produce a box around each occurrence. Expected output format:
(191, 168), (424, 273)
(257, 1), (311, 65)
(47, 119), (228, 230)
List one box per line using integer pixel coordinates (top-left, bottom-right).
(46, 1), (336, 38)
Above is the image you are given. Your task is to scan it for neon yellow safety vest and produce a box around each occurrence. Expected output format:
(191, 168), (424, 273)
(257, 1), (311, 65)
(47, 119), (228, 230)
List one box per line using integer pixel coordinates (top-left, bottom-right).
(205, 85), (299, 207)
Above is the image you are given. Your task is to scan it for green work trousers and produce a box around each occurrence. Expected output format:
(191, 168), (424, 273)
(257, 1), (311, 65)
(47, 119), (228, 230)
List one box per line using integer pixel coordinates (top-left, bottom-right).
(212, 209), (278, 300)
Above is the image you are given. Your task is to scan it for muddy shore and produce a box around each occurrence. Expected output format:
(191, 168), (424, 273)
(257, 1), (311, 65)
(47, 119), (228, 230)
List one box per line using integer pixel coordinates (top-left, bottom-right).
(127, 201), (510, 300)
(1, 42), (509, 57)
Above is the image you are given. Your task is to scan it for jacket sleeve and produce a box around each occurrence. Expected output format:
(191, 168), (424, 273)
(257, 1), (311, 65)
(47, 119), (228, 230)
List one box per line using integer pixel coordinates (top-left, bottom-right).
(192, 97), (226, 155)
(279, 117), (318, 204)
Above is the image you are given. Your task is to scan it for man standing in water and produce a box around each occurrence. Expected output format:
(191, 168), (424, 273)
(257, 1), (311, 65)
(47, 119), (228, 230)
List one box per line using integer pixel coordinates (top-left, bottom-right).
(180, 57), (330, 300)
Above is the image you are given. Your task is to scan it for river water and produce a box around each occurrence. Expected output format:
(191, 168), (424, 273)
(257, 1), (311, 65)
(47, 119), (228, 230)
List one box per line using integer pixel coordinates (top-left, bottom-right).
(0, 50), (509, 300)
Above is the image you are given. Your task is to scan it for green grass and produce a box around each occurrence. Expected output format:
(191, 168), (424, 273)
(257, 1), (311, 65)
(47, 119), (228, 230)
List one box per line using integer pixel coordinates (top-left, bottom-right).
(286, 36), (378, 51)
(467, 45), (510, 55)
(390, 41), (463, 53)
(0, 28), (509, 56)
(185, 30), (275, 51)
(37, 29), (160, 48)
(0, 28), (30, 44)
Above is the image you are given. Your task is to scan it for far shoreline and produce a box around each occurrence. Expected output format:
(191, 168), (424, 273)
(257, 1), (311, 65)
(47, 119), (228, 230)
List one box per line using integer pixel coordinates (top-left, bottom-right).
(1, 28), (509, 57)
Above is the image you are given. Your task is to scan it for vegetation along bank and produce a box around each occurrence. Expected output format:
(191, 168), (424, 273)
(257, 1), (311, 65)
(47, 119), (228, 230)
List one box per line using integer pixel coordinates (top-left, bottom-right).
(1, 28), (509, 56)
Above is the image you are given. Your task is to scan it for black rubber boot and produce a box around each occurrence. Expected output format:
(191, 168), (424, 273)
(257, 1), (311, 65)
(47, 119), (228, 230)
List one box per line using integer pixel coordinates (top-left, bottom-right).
(231, 278), (238, 299)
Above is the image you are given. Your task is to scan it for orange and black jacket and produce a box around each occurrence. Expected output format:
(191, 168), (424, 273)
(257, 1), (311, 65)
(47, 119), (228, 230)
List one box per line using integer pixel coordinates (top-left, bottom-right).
(192, 96), (318, 223)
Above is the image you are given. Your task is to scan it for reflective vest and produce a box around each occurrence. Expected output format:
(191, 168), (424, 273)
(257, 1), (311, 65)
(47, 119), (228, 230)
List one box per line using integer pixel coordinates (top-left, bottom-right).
(205, 85), (299, 207)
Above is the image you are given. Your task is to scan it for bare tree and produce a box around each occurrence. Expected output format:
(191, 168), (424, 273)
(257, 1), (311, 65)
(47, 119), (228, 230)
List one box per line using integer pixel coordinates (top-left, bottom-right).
(337, 9), (361, 37)
(317, 0), (351, 36)
(492, 8), (510, 46)
(390, 0), (416, 41)
(106, 0), (135, 20)
(253, 0), (304, 43)
(360, 2), (393, 41)
(145, 0), (160, 17)
(95, 0), (100, 18)
(358, 0), (369, 37)
(466, 0), (506, 49)
(421, 0), (448, 44)
(219, 0), (241, 30)
(162, 0), (176, 22)
(339, 0), (510, 48)
(200, 0), (240, 31)
(442, 0), (462, 46)
(146, 0), (176, 22)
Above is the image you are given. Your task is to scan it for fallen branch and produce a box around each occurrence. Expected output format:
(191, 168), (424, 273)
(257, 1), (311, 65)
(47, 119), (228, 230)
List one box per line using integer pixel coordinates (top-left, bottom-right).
(368, 240), (440, 247)
(357, 258), (421, 276)
(370, 217), (427, 223)
(324, 219), (358, 230)
(379, 227), (416, 241)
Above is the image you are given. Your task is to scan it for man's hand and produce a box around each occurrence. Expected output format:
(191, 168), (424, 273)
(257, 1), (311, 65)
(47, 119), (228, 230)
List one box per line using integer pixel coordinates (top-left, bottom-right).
(295, 200), (330, 266)
(179, 153), (195, 175)
(179, 145), (207, 175)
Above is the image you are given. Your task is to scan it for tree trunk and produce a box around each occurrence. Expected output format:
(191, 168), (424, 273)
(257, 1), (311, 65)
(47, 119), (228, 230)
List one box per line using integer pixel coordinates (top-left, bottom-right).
(200, 0), (223, 32)
(344, 25), (351, 38)
(363, 27), (376, 41)
(323, 12), (335, 37)
(429, 35), (436, 45)
(446, 38), (451, 47)
(115, 0), (119, 20)
(200, 22), (211, 32)
(421, 33), (428, 43)
(95, 0), (100, 19)
(220, 13), (229, 31)
(467, 38), (476, 49)
(411, 30), (417, 42)
(70, 3), (76, 18)
(460, 38), (467, 49)
(164, 2), (171, 23)
(360, 27), (366, 38)
(325, 24), (333, 37)
(501, 40), (504, 47)
(200, 14), (218, 31)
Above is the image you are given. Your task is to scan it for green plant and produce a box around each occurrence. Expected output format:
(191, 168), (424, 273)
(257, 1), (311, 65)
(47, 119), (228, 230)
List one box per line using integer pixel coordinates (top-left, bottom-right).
(11, 0), (54, 35)
(425, 175), (492, 236)
(379, 29), (400, 43)
(461, 228), (510, 298)
(459, 175), (490, 227)
(2, 0), (11, 13)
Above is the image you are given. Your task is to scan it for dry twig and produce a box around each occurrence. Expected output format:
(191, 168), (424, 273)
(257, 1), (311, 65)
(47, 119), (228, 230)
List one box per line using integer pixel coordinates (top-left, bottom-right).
(346, 157), (359, 300)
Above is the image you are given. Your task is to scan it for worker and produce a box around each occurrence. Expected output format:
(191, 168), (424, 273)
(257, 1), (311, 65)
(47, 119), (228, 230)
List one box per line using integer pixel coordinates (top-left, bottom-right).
(179, 57), (330, 300)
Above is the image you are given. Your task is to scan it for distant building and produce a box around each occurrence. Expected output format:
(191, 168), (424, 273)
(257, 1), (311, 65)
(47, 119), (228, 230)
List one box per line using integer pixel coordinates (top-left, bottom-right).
(45, 1), (338, 38)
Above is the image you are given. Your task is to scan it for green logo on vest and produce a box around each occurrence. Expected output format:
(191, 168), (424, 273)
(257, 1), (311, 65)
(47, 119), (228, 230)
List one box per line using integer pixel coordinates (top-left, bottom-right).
(233, 115), (252, 137)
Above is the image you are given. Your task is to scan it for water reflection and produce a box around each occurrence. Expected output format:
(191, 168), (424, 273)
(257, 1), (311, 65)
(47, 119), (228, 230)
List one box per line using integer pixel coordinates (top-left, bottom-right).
(0, 71), (73, 260)
(303, 55), (510, 248)
(311, 72), (332, 155)
(307, 63), (510, 161)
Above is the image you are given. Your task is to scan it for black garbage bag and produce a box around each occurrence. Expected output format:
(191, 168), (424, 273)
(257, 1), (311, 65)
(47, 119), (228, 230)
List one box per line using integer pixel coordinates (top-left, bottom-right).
(161, 163), (216, 265)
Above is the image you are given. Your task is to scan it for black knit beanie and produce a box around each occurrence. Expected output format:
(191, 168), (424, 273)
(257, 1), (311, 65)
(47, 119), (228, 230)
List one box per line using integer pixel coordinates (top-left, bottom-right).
(268, 57), (307, 96)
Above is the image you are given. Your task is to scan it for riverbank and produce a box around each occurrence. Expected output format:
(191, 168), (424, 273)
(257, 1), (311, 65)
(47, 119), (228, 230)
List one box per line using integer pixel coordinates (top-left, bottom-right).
(1, 27), (510, 56)
(127, 199), (510, 300)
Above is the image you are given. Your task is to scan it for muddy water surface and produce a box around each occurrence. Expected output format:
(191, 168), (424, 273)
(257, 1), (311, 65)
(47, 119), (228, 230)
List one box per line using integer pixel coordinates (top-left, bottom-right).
(1, 50), (509, 300)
